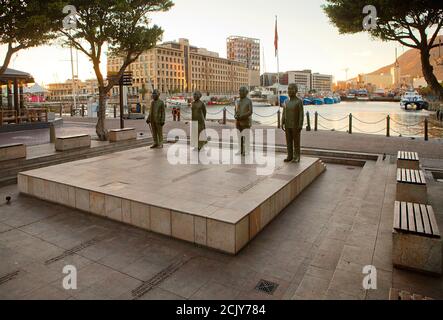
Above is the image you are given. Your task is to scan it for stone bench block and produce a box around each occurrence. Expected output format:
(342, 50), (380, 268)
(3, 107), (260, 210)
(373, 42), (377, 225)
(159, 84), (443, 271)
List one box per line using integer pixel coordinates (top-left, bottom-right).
(0, 143), (26, 162)
(393, 231), (442, 275)
(396, 169), (427, 204)
(55, 135), (91, 151)
(397, 151), (420, 170)
(109, 128), (137, 143)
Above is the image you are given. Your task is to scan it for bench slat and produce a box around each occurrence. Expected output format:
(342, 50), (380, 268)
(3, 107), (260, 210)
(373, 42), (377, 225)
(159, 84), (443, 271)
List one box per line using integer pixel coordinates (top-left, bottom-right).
(402, 168), (406, 182)
(427, 206), (441, 237)
(407, 202), (416, 233)
(420, 204), (432, 235)
(401, 202), (408, 231)
(419, 171), (426, 185)
(397, 169), (401, 182)
(394, 201), (401, 230)
(410, 170), (416, 184)
(413, 203), (424, 234)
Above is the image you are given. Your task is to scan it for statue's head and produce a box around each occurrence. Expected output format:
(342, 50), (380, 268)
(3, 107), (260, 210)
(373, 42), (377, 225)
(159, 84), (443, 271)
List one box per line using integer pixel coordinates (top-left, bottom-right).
(288, 84), (298, 98)
(152, 90), (160, 101)
(239, 86), (249, 99)
(193, 91), (202, 101)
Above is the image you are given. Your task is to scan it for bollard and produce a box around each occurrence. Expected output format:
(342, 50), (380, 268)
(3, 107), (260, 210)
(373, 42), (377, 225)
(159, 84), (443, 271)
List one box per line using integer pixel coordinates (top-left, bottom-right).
(223, 108), (227, 125)
(59, 104), (62, 117)
(349, 114), (353, 134)
(314, 112), (318, 131)
(177, 108), (181, 122)
(306, 111), (311, 131)
(424, 118), (429, 141)
(277, 109), (281, 129)
(386, 115), (390, 137)
(49, 123), (56, 143)
(81, 105), (85, 117)
(173, 108), (177, 122)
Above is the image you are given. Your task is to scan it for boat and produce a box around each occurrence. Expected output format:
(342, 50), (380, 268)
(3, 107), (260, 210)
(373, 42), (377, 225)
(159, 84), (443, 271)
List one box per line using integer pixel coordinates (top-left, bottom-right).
(356, 89), (370, 101)
(400, 91), (429, 111)
(324, 97), (335, 105)
(166, 96), (190, 108)
(312, 98), (324, 105)
(303, 98), (313, 105)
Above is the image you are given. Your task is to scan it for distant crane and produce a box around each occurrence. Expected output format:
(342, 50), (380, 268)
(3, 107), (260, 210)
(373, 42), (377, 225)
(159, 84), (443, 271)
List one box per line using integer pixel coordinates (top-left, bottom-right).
(342, 68), (349, 81)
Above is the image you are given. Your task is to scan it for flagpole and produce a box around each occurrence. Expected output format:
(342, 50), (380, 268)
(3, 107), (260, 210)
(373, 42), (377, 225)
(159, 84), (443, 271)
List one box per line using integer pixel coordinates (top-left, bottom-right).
(275, 15), (280, 107)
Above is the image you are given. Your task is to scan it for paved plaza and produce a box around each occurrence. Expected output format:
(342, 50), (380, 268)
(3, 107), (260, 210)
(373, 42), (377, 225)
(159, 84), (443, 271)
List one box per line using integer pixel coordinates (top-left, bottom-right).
(1, 153), (442, 299)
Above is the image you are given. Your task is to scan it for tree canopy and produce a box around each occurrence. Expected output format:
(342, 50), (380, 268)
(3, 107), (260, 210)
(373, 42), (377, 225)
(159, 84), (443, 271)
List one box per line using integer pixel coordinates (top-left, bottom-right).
(323, 0), (443, 98)
(0, 0), (64, 75)
(59, 0), (174, 140)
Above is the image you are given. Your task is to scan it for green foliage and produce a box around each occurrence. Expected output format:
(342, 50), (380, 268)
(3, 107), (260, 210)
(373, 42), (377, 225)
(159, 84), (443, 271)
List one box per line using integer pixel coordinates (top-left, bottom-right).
(323, 0), (443, 47)
(0, 0), (65, 73)
(62, 0), (173, 89)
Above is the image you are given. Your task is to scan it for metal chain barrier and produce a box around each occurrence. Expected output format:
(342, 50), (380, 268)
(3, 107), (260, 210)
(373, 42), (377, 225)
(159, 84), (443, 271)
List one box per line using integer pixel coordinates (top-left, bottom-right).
(352, 116), (386, 125)
(390, 118), (424, 127)
(352, 125), (387, 135)
(391, 127), (424, 137)
(317, 114), (349, 122)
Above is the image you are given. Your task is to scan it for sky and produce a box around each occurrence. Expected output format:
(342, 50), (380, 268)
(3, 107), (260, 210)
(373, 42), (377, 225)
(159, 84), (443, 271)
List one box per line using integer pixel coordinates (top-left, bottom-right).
(0, 0), (403, 86)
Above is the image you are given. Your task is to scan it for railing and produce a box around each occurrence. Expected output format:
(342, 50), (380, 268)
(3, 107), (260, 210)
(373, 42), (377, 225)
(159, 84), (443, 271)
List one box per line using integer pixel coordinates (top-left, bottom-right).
(170, 107), (442, 141)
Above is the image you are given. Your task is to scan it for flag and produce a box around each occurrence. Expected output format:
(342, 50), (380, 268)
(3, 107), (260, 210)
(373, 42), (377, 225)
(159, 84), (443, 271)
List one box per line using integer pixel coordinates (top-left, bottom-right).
(274, 16), (278, 57)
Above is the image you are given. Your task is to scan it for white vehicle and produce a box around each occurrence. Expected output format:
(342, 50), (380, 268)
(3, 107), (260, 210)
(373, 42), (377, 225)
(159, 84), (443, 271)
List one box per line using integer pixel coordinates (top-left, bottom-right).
(400, 91), (429, 111)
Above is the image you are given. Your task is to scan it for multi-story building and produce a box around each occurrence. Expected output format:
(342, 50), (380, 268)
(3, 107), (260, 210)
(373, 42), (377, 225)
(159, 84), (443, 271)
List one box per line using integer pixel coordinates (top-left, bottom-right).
(260, 73), (282, 87)
(227, 36), (260, 87)
(286, 70), (312, 95)
(107, 38), (248, 97)
(358, 73), (393, 89)
(278, 70), (333, 93)
(46, 79), (99, 103)
(311, 73), (333, 93)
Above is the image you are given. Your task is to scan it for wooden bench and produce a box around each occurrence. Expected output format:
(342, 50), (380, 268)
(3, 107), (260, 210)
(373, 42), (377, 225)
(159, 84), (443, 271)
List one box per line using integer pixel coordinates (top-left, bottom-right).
(108, 128), (137, 143)
(55, 134), (91, 151)
(393, 201), (441, 275)
(397, 151), (420, 170)
(0, 110), (17, 125)
(396, 168), (427, 204)
(0, 143), (26, 162)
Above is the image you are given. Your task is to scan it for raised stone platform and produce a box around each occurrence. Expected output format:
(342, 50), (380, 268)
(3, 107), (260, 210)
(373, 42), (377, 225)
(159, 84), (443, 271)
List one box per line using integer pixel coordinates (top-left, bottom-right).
(17, 145), (326, 254)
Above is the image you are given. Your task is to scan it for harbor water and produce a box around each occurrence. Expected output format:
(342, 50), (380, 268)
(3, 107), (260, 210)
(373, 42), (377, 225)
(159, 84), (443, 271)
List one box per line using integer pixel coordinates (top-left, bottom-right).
(198, 101), (443, 138)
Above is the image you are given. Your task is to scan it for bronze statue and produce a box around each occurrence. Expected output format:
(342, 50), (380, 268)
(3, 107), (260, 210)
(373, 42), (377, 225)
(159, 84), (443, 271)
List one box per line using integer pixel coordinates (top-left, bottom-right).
(282, 84), (304, 163)
(191, 91), (207, 151)
(235, 86), (253, 156)
(146, 89), (166, 149)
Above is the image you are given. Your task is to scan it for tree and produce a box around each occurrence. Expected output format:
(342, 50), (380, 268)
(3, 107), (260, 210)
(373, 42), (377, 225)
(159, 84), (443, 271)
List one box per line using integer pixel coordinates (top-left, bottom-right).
(323, 0), (443, 99)
(0, 0), (63, 75)
(60, 0), (173, 140)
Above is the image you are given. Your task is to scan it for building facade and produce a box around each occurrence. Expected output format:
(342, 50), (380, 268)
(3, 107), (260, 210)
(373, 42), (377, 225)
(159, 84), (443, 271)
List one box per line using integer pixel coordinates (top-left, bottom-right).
(107, 38), (249, 96)
(280, 70), (333, 93)
(46, 79), (99, 103)
(227, 36), (260, 87)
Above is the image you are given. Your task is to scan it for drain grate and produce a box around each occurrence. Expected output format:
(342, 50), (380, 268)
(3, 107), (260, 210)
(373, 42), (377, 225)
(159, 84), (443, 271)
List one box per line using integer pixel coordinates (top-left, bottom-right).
(132, 255), (193, 300)
(45, 236), (106, 265)
(255, 279), (279, 295)
(0, 270), (21, 286)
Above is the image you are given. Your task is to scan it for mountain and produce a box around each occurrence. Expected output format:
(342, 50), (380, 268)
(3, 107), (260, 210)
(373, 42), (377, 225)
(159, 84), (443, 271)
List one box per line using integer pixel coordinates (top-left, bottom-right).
(369, 35), (443, 81)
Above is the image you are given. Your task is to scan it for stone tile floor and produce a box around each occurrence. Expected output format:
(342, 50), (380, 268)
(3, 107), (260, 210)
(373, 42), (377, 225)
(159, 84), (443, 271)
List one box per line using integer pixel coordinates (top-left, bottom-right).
(0, 159), (442, 300)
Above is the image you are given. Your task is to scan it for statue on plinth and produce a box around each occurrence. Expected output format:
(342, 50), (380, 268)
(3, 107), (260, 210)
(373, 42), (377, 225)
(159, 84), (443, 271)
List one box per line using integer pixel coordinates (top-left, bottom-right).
(191, 91), (207, 151)
(235, 86), (253, 156)
(282, 84), (304, 163)
(146, 89), (166, 149)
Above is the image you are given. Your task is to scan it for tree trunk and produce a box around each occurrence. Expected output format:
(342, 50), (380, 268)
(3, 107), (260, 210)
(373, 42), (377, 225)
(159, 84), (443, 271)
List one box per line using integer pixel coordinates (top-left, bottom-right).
(420, 47), (443, 100)
(96, 86), (108, 141)
(0, 46), (14, 76)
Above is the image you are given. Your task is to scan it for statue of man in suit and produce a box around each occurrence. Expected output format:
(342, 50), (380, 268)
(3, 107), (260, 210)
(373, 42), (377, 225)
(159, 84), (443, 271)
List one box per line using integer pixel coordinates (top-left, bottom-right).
(235, 86), (253, 156)
(146, 89), (166, 149)
(282, 84), (304, 162)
